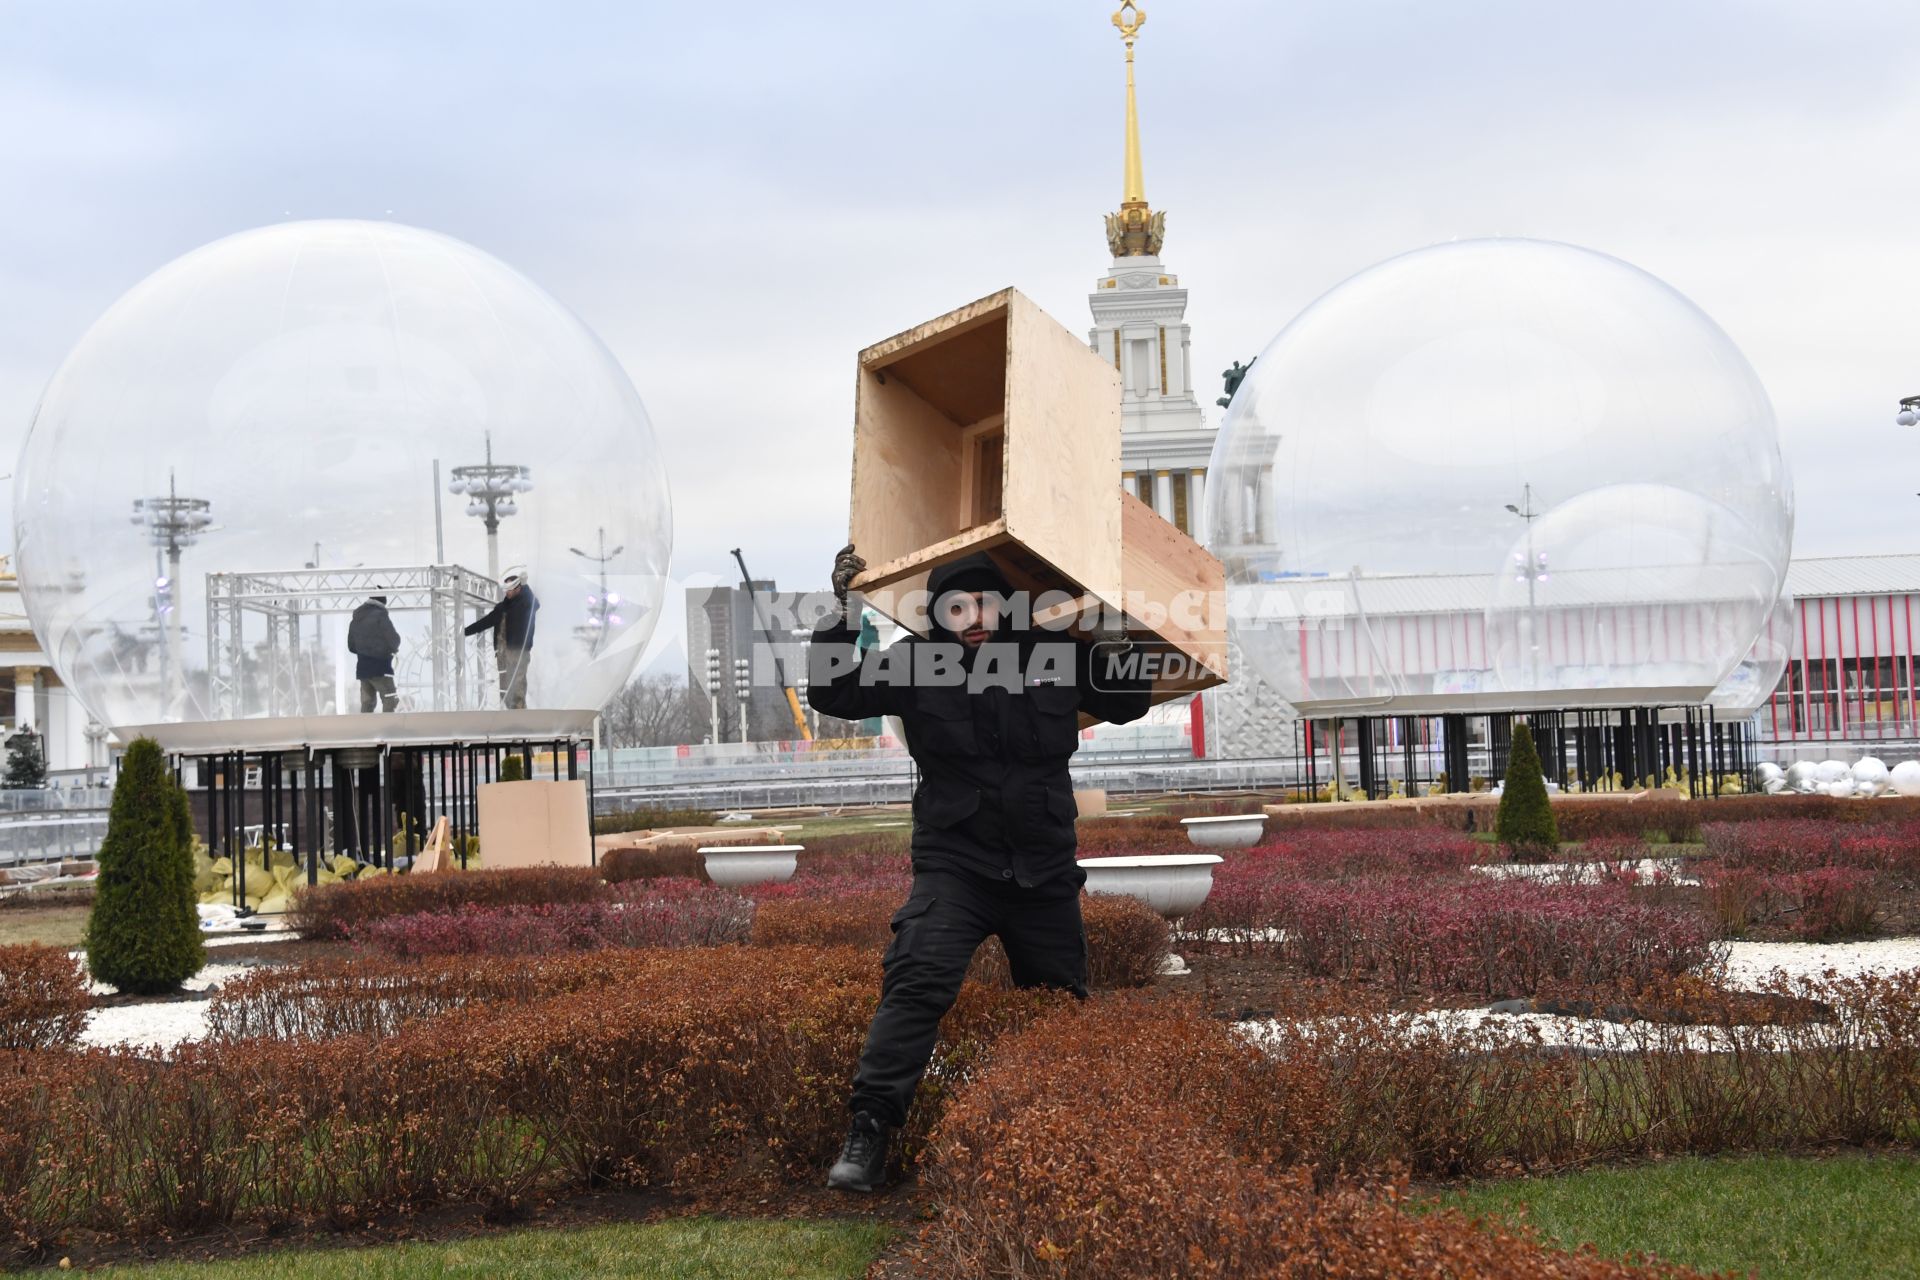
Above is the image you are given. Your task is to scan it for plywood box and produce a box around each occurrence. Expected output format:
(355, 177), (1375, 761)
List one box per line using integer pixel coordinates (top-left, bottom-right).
(849, 287), (1125, 615)
(848, 286), (1227, 715)
(476, 779), (592, 869)
(1117, 489), (1229, 703)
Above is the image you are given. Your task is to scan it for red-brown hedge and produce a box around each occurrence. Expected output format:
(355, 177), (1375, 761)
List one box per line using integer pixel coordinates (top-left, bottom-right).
(598, 844), (706, 883)
(917, 997), (1703, 1279)
(0, 944), (89, 1051)
(288, 865), (610, 940)
(3, 947), (1060, 1257)
(751, 889), (1170, 989)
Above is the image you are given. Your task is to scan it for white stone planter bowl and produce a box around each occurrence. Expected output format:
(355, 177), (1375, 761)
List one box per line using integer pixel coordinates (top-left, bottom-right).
(1181, 815), (1268, 850)
(1078, 854), (1223, 918)
(698, 845), (802, 889)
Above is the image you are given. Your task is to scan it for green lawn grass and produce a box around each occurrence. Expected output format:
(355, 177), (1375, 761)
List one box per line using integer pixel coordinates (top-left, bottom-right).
(81, 1217), (891, 1279)
(0, 902), (89, 947)
(1439, 1153), (1920, 1279)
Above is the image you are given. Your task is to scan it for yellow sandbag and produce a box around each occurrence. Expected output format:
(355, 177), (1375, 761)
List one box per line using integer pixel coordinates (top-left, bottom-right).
(257, 890), (291, 915)
(268, 849), (296, 871)
(358, 865), (388, 880)
(211, 856), (233, 876)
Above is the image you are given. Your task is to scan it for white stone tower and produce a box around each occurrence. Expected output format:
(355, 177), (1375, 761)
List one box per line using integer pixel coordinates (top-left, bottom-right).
(1088, 2), (1215, 541)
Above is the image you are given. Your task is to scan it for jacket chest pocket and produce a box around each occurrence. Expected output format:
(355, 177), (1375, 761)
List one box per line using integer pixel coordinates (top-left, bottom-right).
(911, 690), (977, 756)
(1016, 684), (1083, 760)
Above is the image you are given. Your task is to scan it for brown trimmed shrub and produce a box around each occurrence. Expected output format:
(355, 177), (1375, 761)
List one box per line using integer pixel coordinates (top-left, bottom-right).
(751, 890), (896, 949)
(752, 889), (1170, 990)
(5, 947), (1059, 1255)
(209, 949), (682, 1041)
(599, 843), (705, 883)
(0, 945), (89, 1051)
(592, 805), (717, 835)
(1081, 893), (1170, 988)
(289, 865), (609, 939)
(918, 997), (1702, 1278)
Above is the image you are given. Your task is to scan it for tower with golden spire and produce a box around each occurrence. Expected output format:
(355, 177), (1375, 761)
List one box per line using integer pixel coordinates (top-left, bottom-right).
(1088, 1), (1213, 540)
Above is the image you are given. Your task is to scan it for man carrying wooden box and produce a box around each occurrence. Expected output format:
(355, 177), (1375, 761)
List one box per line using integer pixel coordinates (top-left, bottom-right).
(809, 545), (1151, 1192)
(813, 285), (1227, 1191)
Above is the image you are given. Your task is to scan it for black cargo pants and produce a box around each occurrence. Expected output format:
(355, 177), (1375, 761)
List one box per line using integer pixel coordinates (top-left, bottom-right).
(849, 867), (1087, 1127)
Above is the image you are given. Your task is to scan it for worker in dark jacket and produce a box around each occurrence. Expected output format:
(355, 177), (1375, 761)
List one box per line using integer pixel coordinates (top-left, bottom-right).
(347, 593), (403, 713)
(809, 545), (1152, 1192)
(464, 568), (539, 709)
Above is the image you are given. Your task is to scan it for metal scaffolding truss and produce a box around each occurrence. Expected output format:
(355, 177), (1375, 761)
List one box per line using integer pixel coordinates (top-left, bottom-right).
(206, 564), (502, 719)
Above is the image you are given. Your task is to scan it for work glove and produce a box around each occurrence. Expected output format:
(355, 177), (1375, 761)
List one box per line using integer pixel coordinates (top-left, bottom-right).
(831, 544), (866, 610)
(1086, 621), (1134, 654)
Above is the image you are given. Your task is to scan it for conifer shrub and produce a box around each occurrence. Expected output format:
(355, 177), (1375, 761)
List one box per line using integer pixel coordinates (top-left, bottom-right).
(1496, 720), (1559, 859)
(83, 737), (203, 994)
(496, 753), (526, 782)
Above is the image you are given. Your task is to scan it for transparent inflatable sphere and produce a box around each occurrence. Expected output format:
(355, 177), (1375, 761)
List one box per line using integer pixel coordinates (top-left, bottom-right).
(14, 220), (672, 729)
(1206, 238), (1792, 714)
(1707, 591), (1795, 716)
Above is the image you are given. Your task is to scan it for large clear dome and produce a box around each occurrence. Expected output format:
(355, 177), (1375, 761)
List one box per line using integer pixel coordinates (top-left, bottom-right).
(1206, 238), (1792, 715)
(15, 220), (672, 730)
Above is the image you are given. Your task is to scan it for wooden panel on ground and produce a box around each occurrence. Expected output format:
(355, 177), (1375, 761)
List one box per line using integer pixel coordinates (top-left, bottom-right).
(413, 815), (452, 873)
(476, 780), (592, 869)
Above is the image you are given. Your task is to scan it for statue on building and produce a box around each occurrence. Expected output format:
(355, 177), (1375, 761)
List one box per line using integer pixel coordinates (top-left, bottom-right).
(1218, 358), (1255, 409)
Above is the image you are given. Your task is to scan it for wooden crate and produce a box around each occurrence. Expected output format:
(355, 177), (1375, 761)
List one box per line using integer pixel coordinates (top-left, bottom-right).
(1043, 491), (1228, 716)
(849, 287), (1124, 614)
(847, 286), (1226, 715)
(1117, 489), (1229, 702)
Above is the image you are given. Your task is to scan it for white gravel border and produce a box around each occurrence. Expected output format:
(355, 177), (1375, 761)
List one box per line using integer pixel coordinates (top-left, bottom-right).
(1715, 938), (1920, 986)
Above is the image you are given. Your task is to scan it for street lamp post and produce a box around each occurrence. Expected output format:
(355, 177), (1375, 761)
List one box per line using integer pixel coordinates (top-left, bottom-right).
(569, 526), (626, 656)
(704, 647), (721, 745)
(790, 627), (814, 738)
(130, 470), (212, 714)
(1505, 483), (1549, 683)
(1897, 395), (1920, 428)
(734, 656), (751, 745)
(447, 431), (532, 583)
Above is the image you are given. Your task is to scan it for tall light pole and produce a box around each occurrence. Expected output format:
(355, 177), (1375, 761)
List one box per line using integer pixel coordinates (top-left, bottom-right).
(1505, 483), (1549, 682)
(705, 647), (721, 744)
(734, 655), (750, 744)
(130, 470), (212, 714)
(790, 626), (815, 738)
(569, 526), (626, 656)
(447, 431), (532, 583)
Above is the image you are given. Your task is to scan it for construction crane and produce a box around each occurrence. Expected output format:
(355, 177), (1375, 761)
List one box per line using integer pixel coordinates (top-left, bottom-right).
(729, 547), (813, 741)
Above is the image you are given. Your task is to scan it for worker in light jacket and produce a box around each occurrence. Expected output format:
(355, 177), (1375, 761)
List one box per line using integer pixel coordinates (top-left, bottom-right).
(465, 568), (539, 709)
(808, 546), (1151, 1192)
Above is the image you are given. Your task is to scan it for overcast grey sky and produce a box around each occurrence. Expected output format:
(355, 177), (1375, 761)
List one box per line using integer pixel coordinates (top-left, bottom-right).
(4, 1), (1918, 672)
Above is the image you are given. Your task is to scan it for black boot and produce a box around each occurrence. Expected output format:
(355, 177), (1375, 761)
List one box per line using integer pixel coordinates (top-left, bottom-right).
(827, 1112), (890, 1193)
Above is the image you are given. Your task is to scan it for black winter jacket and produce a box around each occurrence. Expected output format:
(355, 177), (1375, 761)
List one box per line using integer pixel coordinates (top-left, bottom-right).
(346, 602), (402, 679)
(465, 587), (539, 650)
(806, 560), (1152, 887)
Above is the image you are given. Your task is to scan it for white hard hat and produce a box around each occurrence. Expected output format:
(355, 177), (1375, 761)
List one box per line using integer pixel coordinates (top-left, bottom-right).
(503, 565), (527, 585)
